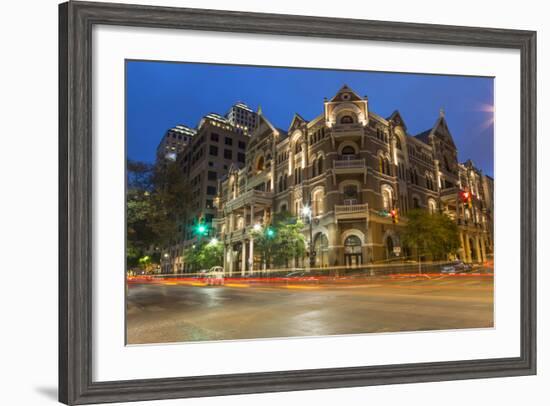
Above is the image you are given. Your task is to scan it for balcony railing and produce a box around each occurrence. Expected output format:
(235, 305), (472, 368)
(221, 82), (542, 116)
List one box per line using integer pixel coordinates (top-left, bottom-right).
(333, 158), (365, 169)
(332, 123), (364, 132)
(335, 203), (369, 221)
(224, 189), (273, 211)
(335, 203), (368, 214)
(440, 186), (458, 197)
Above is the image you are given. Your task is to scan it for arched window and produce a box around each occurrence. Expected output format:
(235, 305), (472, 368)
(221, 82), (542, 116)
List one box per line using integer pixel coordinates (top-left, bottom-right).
(344, 235), (362, 254)
(314, 233), (329, 267)
(341, 145), (356, 156)
(312, 188), (324, 216)
(256, 156), (264, 172)
(379, 156), (391, 175)
(381, 185), (393, 211)
(395, 137), (402, 150)
(280, 204), (287, 213)
(311, 158), (317, 177)
(340, 115), (354, 124)
(444, 155), (451, 171)
(295, 142), (302, 154)
(385, 236), (394, 259)
(283, 174), (288, 190)
(343, 184), (359, 204)
(410, 168), (418, 185)
(317, 156), (323, 174)
(413, 196), (420, 209)
(428, 199), (437, 214)
(278, 176), (283, 193)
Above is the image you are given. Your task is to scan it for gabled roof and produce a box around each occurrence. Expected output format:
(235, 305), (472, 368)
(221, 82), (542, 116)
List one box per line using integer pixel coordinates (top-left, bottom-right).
(256, 111), (278, 134)
(288, 113), (307, 133)
(414, 113), (456, 149)
(329, 84), (363, 102)
(387, 110), (407, 130)
(414, 129), (432, 144)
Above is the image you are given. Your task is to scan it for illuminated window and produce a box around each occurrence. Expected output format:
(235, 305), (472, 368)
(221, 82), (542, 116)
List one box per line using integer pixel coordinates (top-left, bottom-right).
(344, 235), (362, 254)
(256, 156), (264, 171)
(382, 186), (393, 211)
(428, 199), (437, 214)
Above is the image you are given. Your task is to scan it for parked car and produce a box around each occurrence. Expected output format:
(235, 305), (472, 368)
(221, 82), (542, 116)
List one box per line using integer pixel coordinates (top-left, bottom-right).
(441, 261), (472, 273)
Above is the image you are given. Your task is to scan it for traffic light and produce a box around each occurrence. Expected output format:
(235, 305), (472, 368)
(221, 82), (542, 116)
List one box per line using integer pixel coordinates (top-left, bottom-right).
(459, 190), (473, 209)
(390, 208), (399, 224)
(266, 227), (276, 239)
(193, 219), (209, 237)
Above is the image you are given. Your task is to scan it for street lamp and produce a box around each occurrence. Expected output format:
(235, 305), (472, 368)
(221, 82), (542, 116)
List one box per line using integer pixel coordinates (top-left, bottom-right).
(302, 205), (315, 267)
(208, 237), (218, 245)
(162, 252), (170, 274)
(253, 223), (262, 232)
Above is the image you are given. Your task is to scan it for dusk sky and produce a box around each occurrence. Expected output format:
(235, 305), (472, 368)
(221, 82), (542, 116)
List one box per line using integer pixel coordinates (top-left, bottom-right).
(126, 61), (494, 176)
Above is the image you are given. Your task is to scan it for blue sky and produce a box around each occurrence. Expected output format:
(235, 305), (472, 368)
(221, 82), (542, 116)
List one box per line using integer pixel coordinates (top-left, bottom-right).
(126, 61), (494, 176)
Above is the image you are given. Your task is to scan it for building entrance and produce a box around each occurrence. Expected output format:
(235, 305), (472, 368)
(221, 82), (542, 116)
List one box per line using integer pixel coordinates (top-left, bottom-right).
(344, 235), (363, 267)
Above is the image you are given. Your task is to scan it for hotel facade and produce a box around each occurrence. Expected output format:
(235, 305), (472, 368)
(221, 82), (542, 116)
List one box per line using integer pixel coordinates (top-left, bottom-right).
(214, 85), (493, 275)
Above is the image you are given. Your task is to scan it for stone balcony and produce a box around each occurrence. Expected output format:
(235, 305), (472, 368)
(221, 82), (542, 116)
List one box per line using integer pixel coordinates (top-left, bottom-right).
(334, 203), (369, 222)
(224, 189), (273, 212)
(331, 123), (364, 138)
(332, 157), (367, 182)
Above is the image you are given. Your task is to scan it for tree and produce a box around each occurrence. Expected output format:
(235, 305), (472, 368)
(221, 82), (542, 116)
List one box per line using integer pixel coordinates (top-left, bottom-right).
(183, 240), (224, 271)
(250, 211), (306, 269)
(127, 160), (156, 268)
(126, 159), (192, 270)
(149, 161), (192, 246)
(401, 208), (460, 261)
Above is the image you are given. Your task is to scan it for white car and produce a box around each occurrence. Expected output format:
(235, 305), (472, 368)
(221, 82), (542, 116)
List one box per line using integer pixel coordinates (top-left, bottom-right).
(204, 266), (225, 286)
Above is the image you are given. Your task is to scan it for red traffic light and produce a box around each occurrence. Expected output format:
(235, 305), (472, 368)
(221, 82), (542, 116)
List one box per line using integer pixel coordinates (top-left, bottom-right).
(459, 190), (471, 202)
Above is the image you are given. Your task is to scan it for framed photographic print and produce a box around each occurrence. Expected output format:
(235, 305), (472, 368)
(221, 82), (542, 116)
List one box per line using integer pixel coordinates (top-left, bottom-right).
(59, 1), (537, 404)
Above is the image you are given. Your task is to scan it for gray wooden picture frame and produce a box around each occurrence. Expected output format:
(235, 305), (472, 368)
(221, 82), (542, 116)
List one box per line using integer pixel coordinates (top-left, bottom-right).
(59, 1), (537, 404)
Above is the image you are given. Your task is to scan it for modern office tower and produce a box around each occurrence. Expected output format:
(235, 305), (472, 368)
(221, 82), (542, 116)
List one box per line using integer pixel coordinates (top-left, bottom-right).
(156, 124), (196, 162)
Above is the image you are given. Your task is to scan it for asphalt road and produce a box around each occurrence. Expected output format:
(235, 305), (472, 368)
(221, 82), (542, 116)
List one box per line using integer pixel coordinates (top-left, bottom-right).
(126, 276), (494, 344)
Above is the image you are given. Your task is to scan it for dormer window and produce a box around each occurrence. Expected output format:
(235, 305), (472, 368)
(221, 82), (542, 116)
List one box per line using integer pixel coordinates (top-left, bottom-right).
(340, 115), (354, 124)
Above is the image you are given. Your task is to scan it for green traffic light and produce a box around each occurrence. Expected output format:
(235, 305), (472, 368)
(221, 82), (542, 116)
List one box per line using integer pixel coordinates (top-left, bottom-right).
(266, 227), (275, 238)
(195, 222), (208, 236)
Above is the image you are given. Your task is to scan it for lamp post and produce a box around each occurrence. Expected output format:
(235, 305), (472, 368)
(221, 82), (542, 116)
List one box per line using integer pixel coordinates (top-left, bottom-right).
(302, 205), (315, 268)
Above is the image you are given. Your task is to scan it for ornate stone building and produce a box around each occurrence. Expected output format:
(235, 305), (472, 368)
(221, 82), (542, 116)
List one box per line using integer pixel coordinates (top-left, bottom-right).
(214, 85), (493, 275)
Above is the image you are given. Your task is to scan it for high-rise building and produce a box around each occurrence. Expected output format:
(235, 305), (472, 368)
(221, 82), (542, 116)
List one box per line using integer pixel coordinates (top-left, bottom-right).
(225, 102), (258, 135)
(161, 106), (256, 272)
(156, 124), (196, 161)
